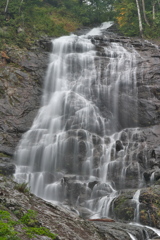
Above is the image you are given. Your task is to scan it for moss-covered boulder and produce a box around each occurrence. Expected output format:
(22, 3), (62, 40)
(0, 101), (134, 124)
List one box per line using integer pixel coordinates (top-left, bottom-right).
(111, 186), (160, 228)
(139, 186), (160, 228)
(113, 190), (135, 222)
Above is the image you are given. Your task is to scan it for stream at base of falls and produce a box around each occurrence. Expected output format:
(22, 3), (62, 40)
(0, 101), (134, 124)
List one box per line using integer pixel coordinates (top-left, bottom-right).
(14, 22), (160, 240)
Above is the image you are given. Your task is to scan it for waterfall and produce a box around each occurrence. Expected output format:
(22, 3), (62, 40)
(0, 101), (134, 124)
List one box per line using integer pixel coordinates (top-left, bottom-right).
(15, 23), (142, 219)
(150, 172), (155, 183)
(132, 189), (141, 223)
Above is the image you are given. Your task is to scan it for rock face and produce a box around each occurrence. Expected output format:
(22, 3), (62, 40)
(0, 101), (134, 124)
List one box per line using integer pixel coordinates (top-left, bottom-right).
(0, 30), (160, 239)
(0, 44), (49, 156)
(0, 156), (15, 175)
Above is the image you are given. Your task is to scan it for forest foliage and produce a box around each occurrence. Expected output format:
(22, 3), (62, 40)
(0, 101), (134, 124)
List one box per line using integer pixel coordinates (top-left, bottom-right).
(114, 0), (160, 38)
(0, 0), (115, 49)
(0, 0), (160, 49)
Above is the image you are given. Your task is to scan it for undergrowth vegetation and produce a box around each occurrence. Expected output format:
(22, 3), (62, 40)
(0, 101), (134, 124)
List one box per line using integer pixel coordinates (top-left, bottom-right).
(14, 182), (30, 193)
(0, 0), (115, 50)
(0, 0), (160, 50)
(0, 0), (80, 49)
(0, 209), (57, 239)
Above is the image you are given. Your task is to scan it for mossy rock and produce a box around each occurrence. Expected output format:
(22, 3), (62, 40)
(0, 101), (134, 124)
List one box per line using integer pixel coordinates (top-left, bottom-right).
(0, 153), (10, 158)
(114, 195), (135, 221)
(139, 186), (160, 227)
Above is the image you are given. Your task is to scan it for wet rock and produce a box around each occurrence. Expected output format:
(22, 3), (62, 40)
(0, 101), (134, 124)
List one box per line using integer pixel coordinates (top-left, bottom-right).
(77, 129), (88, 140)
(0, 162), (15, 175)
(111, 185), (160, 228)
(155, 147), (160, 160)
(43, 172), (55, 184)
(115, 140), (123, 152)
(0, 156), (15, 175)
(104, 136), (111, 144)
(92, 134), (102, 145)
(63, 175), (77, 183)
(88, 181), (99, 190)
(154, 171), (160, 181)
(93, 156), (100, 168)
(93, 221), (156, 240)
(78, 140), (87, 155)
(143, 170), (154, 182)
(113, 191), (135, 222)
(36, 37), (53, 52)
(66, 180), (83, 203)
(77, 206), (93, 218)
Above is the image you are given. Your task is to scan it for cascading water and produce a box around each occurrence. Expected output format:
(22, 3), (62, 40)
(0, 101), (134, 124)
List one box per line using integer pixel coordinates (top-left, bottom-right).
(132, 189), (141, 223)
(15, 23), (145, 223)
(128, 233), (137, 240)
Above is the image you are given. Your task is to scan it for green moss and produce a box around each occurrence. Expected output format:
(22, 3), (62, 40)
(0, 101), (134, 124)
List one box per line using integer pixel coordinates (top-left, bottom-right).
(114, 196), (135, 221)
(114, 196), (127, 208)
(13, 210), (23, 219)
(156, 210), (160, 217)
(140, 209), (148, 224)
(0, 153), (9, 158)
(0, 210), (20, 240)
(20, 210), (39, 227)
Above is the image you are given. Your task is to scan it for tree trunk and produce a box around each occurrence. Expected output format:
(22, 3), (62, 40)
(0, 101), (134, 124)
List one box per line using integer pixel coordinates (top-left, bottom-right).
(153, 2), (156, 19)
(141, 0), (150, 26)
(135, 0), (143, 37)
(4, 0), (9, 13)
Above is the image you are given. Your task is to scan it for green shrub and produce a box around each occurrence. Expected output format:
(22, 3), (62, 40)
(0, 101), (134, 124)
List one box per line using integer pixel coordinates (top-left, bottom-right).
(14, 182), (30, 193)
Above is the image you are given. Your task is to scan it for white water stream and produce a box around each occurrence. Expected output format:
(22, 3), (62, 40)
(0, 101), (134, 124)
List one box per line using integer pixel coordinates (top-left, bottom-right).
(86, 21), (114, 36)
(128, 233), (137, 240)
(132, 189), (141, 223)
